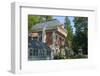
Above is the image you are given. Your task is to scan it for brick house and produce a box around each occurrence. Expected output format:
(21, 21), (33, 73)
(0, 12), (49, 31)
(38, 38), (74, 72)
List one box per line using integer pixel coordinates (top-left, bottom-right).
(28, 19), (67, 60)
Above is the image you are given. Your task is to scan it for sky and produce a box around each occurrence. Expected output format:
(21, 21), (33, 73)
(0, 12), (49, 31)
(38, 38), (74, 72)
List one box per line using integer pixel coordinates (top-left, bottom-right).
(53, 16), (75, 33)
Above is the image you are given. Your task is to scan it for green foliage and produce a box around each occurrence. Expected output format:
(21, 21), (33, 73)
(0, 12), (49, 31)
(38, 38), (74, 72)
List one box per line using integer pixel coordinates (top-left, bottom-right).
(28, 15), (53, 32)
(65, 17), (73, 48)
(71, 54), (88, 59)
(45, 16), (53, 21)
(64, 17), (88, 56)
(54, 53), (65, 59)
(28, 15), (41, 32)
(73, 17), (88, 55)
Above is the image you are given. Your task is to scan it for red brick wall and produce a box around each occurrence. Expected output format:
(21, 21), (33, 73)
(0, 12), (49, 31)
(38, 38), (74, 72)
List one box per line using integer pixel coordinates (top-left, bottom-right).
(46, 32), (53, 46)
(46, 31), (65, 47)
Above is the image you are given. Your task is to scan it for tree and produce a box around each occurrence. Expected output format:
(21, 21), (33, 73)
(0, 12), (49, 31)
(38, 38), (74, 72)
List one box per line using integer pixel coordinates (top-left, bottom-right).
(64, 17), (73, 48)
(28, 15), (42, 32)
(28, 15), (52, 31)
(28, 15), (53, 32)
(73, 17), (88, 55)
(45, 16), (53, 21)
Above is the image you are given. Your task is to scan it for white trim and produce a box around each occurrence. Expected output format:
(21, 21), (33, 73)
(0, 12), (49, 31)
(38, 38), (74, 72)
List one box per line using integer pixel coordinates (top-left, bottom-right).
(11, 2), (21, 73)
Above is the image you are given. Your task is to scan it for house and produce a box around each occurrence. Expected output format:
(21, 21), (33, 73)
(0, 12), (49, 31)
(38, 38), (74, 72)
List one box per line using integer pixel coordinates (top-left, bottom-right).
(28, 19), (67, 60)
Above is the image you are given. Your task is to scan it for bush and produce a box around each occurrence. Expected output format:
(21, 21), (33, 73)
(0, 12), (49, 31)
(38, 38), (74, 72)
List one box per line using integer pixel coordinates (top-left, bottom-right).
(71, 55), (88, 59)
(54, 53), (65, 59)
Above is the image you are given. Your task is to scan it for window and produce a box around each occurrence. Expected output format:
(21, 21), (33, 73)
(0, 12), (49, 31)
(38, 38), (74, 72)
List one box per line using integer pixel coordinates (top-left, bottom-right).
(32, 48), (35, 56)
(29, 49), (33, 57)
(47, 50), (51, 56)
(39, 49), (44, 56)
(32, 48), (38, 56)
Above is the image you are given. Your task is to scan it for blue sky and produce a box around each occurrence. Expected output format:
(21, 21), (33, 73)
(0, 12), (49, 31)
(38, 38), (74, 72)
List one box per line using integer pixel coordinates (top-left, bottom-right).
(53, 16), (65, 24)
(53, 16), (75, 33)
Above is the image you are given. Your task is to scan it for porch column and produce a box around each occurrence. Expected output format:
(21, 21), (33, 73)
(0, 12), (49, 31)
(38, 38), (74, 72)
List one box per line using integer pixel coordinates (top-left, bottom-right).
(42, 23), (46, 43)
(52, 31), (56, 56)
(52, 31), (56, 47)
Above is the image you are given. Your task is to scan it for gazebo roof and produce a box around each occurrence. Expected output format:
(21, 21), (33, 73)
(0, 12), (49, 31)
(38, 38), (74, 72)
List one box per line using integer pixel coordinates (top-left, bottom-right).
(31, 19), (61, 32)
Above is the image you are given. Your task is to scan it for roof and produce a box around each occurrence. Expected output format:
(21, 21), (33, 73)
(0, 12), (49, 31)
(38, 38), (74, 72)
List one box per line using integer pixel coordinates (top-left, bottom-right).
(30, 19), (67, 37)
(31, 19), (61, 32)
